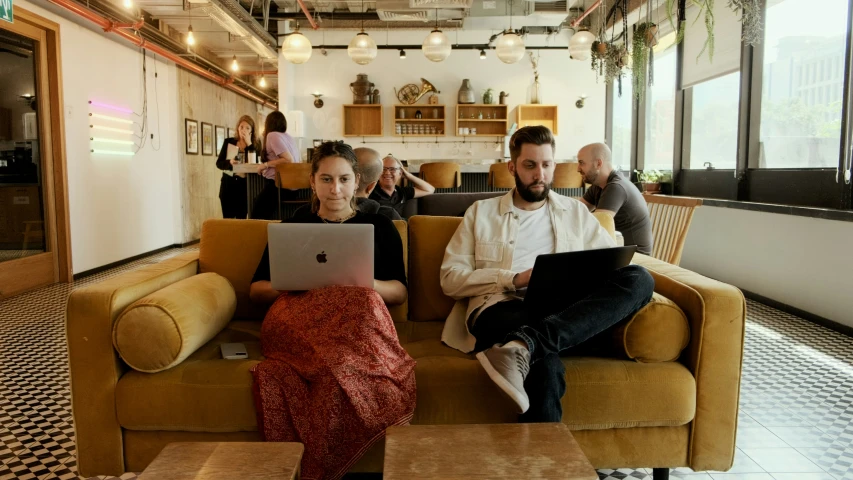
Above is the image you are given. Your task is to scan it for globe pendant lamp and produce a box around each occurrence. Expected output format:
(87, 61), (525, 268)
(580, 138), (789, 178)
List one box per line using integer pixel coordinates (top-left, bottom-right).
(569, 27), (596, 61)
(496, 30), (525, 64)
(348, 0), (377, 65)
(281, 24), (312, 64)
(422, 10), (451, 62)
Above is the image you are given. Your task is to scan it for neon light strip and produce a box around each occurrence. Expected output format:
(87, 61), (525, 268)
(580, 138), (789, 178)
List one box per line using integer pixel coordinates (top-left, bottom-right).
(91, 149), (135, 156)
(90, 113), (133, 125)
(89, 100), (134, 114)
(91, 124), (134, 134)
(91, 137), (135, 145)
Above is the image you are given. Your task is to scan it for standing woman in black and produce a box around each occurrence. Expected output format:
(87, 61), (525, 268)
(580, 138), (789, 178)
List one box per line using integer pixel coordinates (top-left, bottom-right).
(216, 115), (261, 219)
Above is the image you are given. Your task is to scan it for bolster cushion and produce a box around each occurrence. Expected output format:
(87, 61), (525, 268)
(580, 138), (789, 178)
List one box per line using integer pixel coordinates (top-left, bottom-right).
(611, 292), (690, 363)
(113, 273), (237, 373)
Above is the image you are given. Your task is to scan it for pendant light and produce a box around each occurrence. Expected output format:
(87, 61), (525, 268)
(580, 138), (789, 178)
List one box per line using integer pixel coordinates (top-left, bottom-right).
(568, 27), (595, 61)
(281, 22), (312, 64)
(259, 76), (267, 88)
(400, 49), (407, 59)
(422, 9), (451, 62)
(348, 0), (377, 65)
(123, 0), (132, 9)
(231, 56), (239, 72)
(480, 49), (486, 59)
(187, 26), (195, 45)
(495, 0), (525, 64)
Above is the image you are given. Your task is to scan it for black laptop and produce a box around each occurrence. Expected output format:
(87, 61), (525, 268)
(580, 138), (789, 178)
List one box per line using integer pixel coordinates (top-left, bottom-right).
(524, 246), (638, 319)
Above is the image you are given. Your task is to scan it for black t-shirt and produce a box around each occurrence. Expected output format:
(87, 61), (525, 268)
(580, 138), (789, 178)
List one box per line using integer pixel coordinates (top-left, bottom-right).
(293, 197), (403, 221)
(251, 210), (407, 287)
(369, 185), (416, 215)
(582, 171), (653, 255)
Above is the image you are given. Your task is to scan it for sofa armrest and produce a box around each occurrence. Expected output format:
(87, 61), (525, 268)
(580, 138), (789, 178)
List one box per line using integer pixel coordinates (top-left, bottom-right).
(632, 254), (745, 472)
(66, 251), (199, 477)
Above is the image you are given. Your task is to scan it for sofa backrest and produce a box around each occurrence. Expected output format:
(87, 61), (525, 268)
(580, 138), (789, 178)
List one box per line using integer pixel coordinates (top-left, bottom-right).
(401, 192), (504, 219)
(198, 218), (409, 322)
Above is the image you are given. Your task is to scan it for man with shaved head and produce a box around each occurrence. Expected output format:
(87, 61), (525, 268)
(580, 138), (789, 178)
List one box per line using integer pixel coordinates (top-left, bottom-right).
(577, 142), (652, 255)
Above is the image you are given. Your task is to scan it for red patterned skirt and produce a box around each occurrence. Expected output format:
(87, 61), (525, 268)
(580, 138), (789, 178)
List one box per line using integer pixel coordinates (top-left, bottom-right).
(251, 285), (417, 480)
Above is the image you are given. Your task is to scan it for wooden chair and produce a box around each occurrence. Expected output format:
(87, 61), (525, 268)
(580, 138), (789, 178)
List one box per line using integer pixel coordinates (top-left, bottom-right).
(552, 162), (583, 189)
(644, 195), (703, 266)
(419, 162), (461, 189)
(275, 163), (312, 219)
(488, 163), (515, 189)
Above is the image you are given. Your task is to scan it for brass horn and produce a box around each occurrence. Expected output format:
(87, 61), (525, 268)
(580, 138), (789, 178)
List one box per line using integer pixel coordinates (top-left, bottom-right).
(395, 78), (441, 105)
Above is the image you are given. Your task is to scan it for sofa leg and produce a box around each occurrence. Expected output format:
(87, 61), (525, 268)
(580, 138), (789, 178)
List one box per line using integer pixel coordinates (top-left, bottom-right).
(652, 468), (670, 480)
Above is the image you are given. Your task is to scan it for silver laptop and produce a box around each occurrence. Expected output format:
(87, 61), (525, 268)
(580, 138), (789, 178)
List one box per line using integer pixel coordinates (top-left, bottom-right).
(267, 223), (374, 291)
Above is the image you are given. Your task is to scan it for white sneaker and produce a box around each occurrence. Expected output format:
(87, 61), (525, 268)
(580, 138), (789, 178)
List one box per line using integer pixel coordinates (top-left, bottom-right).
(476, 342), (531, 413)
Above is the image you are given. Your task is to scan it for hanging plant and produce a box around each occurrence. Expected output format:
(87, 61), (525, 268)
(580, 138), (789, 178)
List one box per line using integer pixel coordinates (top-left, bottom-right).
(665, 0), (719, 61)
(728, 0), (762, 46)
(592, 42), (629, 87)
(632, 23), (657, 100)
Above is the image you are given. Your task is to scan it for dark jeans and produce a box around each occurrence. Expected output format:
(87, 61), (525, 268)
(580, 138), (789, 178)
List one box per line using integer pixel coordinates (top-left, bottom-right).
(471, 264), (655, 423)
(219, 174), (247, 219)
(250, 179), (298, 220)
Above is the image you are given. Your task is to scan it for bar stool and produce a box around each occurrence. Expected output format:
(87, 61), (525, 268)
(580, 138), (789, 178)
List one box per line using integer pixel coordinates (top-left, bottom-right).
(552, 162), (584, 189)
(488, 163), (515, 189)
(275, 163), (312, 219)
(419, 162), (461, 190)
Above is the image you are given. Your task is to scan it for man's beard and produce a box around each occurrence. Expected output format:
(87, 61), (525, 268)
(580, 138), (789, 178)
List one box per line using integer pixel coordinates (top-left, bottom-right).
(514, 173), (551, 202)
(583, 169), (599, 185)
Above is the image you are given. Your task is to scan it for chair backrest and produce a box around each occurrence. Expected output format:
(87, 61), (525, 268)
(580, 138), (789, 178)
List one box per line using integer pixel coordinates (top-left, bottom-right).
(419, 162), (461, 189)
(275, 163), (312, 190)
(488, 163), (515, 189)
(644, 195), (703, 266)
(552, 162), (583, 189)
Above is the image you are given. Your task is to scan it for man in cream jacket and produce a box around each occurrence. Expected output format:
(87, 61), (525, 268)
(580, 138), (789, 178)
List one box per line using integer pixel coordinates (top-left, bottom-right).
(440, 126), (654, 422)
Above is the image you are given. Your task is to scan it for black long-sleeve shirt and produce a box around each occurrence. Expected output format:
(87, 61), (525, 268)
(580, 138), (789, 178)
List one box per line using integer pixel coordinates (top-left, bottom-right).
(216, 138), (258, 171)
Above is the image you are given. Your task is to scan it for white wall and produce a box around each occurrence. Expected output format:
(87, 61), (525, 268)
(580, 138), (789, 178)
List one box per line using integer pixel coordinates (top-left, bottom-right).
(284, 29), (606, 161)
(681, 207), (853, 329)
(18, 0), (183, 274)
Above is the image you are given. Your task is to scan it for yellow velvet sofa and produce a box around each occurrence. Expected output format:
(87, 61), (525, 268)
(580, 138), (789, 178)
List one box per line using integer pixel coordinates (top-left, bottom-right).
(67, 217), (745, 477)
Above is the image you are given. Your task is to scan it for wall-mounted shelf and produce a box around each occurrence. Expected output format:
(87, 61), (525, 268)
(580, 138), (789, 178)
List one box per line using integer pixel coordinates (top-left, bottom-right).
(394, 105), (445, 136)
(517, 104), (558, 134)
(343, 104), (383, 137)
(456, 104), (508, 137)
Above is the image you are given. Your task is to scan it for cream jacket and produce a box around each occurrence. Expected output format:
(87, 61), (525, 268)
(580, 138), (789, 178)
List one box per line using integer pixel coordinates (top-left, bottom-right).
(439, 189), (616, 353)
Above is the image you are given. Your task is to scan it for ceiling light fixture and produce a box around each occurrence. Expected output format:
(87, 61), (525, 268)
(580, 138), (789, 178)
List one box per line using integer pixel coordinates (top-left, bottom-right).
(568, 27), (595, 61)
(281, 22), (312, 64)
(495, 0), (525, 64)
(422, 9), (451, 62)
(400, 49), (406, 59)
(348, 0), (377, 65)
(123, 0), (132, 9)
(259, 76), (267, 88)
(479, 49), (486, 59)
(231, 55), (239, 72)
(187, 25), (195, 46)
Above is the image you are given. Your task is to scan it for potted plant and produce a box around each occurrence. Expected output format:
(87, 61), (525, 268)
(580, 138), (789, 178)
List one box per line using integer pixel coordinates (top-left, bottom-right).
(592, 42), (629, 91)
(634, 169), (671, 193)
(632, 23), (657, 100)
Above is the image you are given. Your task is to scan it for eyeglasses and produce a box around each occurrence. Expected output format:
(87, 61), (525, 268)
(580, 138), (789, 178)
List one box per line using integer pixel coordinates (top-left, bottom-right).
(382, 167), (401, 173)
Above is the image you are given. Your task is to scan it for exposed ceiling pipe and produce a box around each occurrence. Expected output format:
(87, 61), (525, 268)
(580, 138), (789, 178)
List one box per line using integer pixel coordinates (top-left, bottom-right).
(242, 70), (278, 75)
(295, 0), (319, 30)
(570, 0), (601, 27)
(43, 0), (276, 107)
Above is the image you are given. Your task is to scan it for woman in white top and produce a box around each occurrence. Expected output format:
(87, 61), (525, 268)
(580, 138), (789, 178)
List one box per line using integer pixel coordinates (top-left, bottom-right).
(250, 111), (302, 219)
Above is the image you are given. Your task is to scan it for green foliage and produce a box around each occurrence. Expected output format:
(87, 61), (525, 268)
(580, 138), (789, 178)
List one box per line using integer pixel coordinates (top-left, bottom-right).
(634, 169), (672, 183)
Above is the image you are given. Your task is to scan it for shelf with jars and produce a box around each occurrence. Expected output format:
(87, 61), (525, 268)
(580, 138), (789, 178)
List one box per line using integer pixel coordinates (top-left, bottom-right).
(455, 104), (508, 137)
(393, 105), (445, 137)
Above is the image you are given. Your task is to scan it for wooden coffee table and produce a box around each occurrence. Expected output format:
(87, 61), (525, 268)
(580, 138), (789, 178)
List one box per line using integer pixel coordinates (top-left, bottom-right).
(139, 442), (304, 479)
(383, 423), (597, 479)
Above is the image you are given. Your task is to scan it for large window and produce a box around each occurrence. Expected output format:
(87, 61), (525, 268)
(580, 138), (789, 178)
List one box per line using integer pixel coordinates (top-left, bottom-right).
(611, 74), (633, 172)
(758, 0), (848, 168)
(688, 72), (741, 169)
(644, 37), (678, 171)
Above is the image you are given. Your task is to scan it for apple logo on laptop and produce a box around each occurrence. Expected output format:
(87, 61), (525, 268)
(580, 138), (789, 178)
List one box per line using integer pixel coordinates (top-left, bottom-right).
(316, 251), (327, 264)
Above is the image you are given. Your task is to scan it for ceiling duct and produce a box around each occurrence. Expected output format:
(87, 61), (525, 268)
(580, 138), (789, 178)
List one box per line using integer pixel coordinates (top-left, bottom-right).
(202, 0), (278, 58)
(375, 0), (462, 21)
(409, 0), (473, 8)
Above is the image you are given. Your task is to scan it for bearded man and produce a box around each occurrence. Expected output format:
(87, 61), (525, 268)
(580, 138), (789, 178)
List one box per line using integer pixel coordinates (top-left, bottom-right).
(438, 126), (654, 422)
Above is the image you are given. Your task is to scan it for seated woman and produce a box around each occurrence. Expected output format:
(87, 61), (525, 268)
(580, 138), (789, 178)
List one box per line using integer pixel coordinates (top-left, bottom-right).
(249, 141), (415, 480)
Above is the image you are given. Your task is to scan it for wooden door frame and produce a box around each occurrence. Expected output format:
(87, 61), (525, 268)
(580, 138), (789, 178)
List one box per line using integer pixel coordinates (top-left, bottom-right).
(1, 8), (72, 289)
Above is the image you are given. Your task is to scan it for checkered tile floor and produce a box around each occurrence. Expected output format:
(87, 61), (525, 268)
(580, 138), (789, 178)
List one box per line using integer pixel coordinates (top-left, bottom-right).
(1, 248), (852, 480)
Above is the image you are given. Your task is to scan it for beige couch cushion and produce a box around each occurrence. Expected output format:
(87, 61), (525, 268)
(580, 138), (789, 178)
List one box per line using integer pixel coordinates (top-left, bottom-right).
(113, 273), (236, 373)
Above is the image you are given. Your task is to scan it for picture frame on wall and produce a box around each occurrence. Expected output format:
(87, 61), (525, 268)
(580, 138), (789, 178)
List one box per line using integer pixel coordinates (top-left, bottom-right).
(185, 119), (199, 155)
(201, 122), (214, 155)
(215, 125), (226, 154)
(228, 128), (236, 139)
